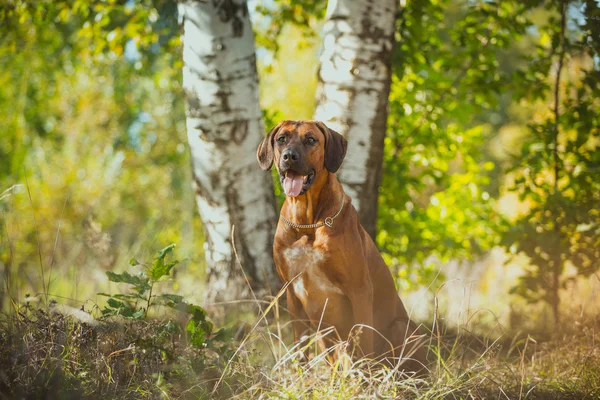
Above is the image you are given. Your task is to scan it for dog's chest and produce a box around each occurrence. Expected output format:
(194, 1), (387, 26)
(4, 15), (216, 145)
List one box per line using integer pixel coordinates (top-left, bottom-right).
(283, 244), (343, 303)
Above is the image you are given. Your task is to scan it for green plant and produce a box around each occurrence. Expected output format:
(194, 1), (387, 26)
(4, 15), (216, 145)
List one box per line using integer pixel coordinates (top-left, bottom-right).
(504, 0), (600, 326)
(99, 244), (216, 348)
(378, 0), (531, 287)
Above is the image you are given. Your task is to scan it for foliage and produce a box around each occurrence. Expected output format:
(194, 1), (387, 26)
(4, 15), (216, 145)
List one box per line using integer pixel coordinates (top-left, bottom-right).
(378, 0), (533, 287)
(1, 0), (599, 335)
(0, 1), (599, 396)
(253, 0), (327, 54)
(99, 244), (220, 350)
(0, 0), (204, 305)
(0, 0), (180, 182)
(503, 0), (600, 324)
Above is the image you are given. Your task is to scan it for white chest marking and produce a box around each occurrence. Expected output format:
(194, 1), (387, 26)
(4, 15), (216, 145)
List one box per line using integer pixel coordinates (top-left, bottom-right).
(284, 246), (343, 301)
(283, 246), (325, 267)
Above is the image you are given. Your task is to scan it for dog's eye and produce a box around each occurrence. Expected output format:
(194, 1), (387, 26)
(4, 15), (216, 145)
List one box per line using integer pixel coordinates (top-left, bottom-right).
(276, 136), (286, 144)
(306, 137), (317, 145)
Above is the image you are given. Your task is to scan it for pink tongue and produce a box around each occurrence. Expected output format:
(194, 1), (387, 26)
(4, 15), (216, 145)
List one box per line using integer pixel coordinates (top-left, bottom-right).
(283, 172), (304, 197)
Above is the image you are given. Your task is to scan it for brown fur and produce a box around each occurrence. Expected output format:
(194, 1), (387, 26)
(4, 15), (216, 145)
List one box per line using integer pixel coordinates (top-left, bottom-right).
(257, 120), (427, 373)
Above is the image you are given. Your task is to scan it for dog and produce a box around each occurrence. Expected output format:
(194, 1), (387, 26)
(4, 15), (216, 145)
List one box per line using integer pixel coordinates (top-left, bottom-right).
(257, 120), (427, 373)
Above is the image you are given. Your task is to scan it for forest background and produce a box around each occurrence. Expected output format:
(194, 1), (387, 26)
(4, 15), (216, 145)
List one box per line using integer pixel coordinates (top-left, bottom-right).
(0, 0), (599, 398)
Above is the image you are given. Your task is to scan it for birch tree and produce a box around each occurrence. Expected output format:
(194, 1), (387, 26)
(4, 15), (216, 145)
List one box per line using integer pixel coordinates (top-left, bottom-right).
(314, 0), (398, 239)
(179, 0), (279, 303)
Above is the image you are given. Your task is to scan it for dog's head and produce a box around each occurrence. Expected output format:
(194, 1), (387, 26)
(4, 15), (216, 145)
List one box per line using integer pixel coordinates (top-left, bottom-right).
(257, 120), (347, 197)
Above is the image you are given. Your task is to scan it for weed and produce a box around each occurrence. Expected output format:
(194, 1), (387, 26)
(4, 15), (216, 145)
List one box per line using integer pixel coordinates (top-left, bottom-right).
(98, 244), (225, 350)
(0, 244), (234, 399)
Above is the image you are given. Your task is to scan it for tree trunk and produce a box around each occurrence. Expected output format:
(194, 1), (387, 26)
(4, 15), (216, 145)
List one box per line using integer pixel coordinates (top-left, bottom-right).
(314, 0), (398, 240)
(179, 0), (279, 304)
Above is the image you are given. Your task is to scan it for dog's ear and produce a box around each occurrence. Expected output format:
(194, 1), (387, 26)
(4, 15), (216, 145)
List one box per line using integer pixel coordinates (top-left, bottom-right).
(316, 121), (348, 173)
(257, 122), (283, 171)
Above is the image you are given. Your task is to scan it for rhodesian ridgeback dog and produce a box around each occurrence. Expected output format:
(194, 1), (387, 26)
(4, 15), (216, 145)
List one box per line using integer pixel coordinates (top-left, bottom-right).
(257, 120), (427, 374)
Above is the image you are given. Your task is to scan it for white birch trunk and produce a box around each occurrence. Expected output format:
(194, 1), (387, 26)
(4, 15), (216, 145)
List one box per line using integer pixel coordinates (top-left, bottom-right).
(179, 0), (279, 303)
(314, 0), (398, 239)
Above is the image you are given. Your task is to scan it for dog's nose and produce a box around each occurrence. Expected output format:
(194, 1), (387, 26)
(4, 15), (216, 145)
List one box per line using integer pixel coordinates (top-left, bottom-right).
(282, 148), (299, 165)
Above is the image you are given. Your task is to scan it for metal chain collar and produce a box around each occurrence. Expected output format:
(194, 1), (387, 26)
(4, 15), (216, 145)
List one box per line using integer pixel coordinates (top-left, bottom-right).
(280, 194), (345, 229)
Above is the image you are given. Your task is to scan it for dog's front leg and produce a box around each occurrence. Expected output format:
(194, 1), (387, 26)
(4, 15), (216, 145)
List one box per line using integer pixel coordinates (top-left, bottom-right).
(346, 283), (374, 358)
(286, 287), (311, 362)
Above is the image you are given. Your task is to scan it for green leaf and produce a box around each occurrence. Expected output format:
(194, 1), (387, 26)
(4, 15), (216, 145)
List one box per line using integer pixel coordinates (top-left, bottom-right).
(181, 302), (214, 348)
(102, 298), (136, 318)
(102, 297), (141, 319)
(157, 243), (176, 259)
(106, 271), (151, 294)
(106, 297), (124, 309)
(186, 318), (207, 348)
(149, 244), (178, 281)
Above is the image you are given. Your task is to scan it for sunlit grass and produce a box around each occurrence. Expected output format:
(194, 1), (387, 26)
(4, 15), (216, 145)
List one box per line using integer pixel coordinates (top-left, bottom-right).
(216, 295), (599, 400)
(1, 279), (599, 399)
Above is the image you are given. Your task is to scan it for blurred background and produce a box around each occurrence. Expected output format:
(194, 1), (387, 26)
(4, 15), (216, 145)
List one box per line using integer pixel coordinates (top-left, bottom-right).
(1, 0), (598, 334)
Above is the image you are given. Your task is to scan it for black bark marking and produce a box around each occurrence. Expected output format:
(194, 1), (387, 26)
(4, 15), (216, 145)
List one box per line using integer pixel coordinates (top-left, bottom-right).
(229, 119), (249, 143)
(192, 174), (219, 207)
(214, 0), (248, 38)
(215, 87), (231, 112)
(209, 171), (221, 191)
(360, 5), (387, 43)
(184, 88), (202, 118)
(200, 53), (217, 65)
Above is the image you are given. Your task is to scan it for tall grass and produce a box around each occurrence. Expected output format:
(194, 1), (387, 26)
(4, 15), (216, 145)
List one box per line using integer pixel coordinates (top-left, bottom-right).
(209, 292), (599, 400)
(1, 274), (599, 399)
(0, 219), (598, 399)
